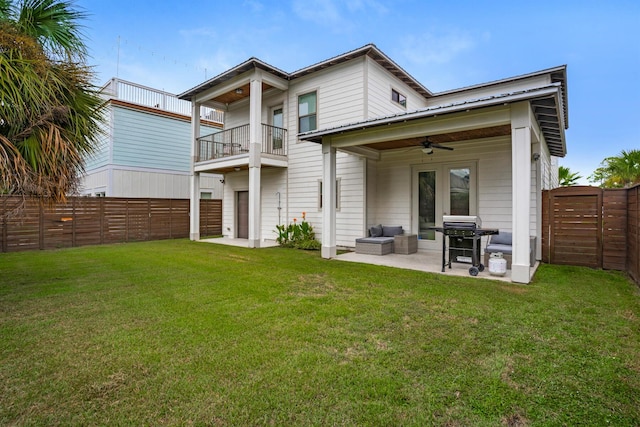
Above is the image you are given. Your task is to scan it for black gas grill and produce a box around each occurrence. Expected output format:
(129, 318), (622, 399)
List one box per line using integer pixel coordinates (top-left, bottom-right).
(431, 216), (498, 276)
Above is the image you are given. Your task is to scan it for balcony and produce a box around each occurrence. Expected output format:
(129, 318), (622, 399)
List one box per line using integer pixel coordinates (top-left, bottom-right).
(196, 124), (287, 162)
(101, 78), (224, 123)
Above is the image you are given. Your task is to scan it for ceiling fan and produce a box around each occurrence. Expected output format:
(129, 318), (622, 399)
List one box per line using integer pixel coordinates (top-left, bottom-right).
(421, 137), (454, 155)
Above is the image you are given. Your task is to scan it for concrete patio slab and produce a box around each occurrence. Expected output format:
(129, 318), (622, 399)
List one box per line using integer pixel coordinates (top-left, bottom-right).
(198, 238), (537, 283)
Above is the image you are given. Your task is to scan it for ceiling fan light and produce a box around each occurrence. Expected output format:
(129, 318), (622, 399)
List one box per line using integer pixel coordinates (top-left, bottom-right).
(422, 147), (433, 154)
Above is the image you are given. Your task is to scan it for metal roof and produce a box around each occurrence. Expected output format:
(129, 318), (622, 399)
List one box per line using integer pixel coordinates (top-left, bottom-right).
(299, 84), (567, 157)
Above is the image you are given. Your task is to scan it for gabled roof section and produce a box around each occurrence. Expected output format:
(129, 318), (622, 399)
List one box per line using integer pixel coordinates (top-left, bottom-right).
(178, 57), (289, 100)
(289, 44), (433, 98)
(178, 43), (433, 100)
(435, 65), (569, 128)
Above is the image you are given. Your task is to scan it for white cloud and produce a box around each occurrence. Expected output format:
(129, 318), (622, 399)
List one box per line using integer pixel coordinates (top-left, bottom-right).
(291, 0), (342, 26)
(401, 31), (476, 65)
(243, 0), (264, 13)
(345, 0), (388, 14)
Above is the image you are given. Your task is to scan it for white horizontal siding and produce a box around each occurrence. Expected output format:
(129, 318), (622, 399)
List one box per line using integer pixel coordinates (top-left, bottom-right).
(80, 169), (109, 195)
(107, 169), (221, 199)
(431, 75), (551, 107)
(365, 137), (519, 245)
(366, 57), (429, 118)
(259, 168), (288, 241)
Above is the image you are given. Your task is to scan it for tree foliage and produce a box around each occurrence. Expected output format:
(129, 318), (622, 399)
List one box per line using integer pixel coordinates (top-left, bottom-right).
(589, 149), (640, 188)
(558, 166), (582, 187)
(0, 0), (103, 203)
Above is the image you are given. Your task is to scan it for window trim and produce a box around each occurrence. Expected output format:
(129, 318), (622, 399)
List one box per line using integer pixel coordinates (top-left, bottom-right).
(298, 90), (318, 133)
(391, 88), (407, 108)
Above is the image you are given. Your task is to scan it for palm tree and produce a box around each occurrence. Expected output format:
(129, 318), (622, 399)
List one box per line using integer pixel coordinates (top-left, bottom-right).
(558, 166), (582, 187)
(589, 149), (640, 188)
(0, 0), (103, 203)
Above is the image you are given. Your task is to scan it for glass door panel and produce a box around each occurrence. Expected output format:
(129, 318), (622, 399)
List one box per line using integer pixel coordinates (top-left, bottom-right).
(418, 171), (436, 240)
(449, 167), (470, 216)
(272, 107), (283, 151)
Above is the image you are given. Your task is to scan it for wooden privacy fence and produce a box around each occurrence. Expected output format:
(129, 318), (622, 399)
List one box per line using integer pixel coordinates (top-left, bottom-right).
(542, 185), (640, 284)
(0, 197), (222, 253)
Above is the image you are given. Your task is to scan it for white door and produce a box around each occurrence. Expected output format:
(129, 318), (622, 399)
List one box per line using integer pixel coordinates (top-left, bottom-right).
(413, 162), (477, 250)
(271, 107), (284, 153)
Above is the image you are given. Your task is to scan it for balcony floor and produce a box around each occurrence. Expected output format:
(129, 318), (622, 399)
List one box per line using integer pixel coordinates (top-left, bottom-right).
(198, 238), (537, 283)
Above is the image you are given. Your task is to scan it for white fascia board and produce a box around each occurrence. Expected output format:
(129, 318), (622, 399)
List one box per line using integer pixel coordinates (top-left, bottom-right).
(194, 155), (249, 173)
(194, 74), (252, 104)
(261, 72), (289, 91)
(327, 105), (511, 148)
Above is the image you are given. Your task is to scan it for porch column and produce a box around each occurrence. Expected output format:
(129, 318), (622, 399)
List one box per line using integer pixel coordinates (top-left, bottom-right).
(511, 102), (533, 283)
(321, 137), (337, 259)
(189, 100), (201, 241)
(248, 74), (262, 248)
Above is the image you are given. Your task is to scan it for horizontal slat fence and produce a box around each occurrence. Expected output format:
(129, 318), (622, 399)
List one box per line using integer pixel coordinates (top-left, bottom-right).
(542, 185), (640, 285)
(628, 186), (640, 284)
(0, 197), (221, 252)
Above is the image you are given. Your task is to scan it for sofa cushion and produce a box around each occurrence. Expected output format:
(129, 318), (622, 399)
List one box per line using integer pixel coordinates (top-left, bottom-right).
(382, 225), (403, 237)
(369, 224), (383, 237)
(485, 243), (513, 255)
(490, 231), (512, 245)
(356, 237), (395, 244)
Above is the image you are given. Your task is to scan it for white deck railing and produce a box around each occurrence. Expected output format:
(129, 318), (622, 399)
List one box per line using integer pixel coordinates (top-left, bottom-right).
(100, 78), (224, 123)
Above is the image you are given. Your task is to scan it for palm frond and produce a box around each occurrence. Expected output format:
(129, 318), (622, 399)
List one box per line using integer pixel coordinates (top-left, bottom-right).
(16, 0), (88, 60)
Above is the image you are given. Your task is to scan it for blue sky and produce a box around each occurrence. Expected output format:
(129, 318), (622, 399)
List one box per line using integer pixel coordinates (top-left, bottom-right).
(76, 0), (639, 183)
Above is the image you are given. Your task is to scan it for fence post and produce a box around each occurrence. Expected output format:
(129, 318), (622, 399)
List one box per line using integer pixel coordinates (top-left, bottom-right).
(38, 201), (44, 250)
(1, 198), (6, 253)
(100, 198), (104, 244)
(169, 199), (173, 238)
(72, 198), (77, 247)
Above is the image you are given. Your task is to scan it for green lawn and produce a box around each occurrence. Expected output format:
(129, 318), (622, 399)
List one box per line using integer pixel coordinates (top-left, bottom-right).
(1, 240), (639, 426)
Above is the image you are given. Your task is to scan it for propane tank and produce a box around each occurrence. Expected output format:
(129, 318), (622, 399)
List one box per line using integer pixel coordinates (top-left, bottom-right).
(489, 252), (507, 276)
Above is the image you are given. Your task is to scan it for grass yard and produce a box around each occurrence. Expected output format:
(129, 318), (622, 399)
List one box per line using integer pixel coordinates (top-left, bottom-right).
(1, 240), (639, 426)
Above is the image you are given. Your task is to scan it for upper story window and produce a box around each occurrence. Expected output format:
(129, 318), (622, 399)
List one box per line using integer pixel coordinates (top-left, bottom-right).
(298, 91), (317, 133)
(391, 89), (406, 107)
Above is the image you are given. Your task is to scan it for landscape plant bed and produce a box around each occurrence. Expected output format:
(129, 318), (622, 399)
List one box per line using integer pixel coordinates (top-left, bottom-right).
(1, 240), (638, 425)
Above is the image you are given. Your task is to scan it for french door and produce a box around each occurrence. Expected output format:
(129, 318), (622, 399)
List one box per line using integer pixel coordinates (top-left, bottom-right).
(412, 162), (477, 250)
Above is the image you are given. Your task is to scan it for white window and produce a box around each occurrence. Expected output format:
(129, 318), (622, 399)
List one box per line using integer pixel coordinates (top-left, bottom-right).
(391, 89), (406, 107)
(298, 91), (317, 133)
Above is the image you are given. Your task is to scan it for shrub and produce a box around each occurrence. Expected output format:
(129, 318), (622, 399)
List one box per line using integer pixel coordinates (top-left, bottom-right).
(275, 212), (320, 250)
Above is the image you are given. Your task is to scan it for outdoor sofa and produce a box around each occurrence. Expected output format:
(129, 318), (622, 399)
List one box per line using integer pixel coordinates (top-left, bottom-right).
(355, 225), (404, 255)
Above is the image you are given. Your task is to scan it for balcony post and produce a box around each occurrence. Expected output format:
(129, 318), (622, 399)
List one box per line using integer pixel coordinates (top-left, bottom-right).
(189, 100), (201, 241)
(248, 73), (263, 248)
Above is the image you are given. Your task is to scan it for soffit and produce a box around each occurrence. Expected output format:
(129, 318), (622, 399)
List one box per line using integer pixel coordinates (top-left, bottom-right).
(362, 125), (512, 151)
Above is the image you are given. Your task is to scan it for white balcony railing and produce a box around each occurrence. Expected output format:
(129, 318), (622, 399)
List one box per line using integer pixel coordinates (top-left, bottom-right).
(197, 124), (287, 162)
(100, 78), (224, 123)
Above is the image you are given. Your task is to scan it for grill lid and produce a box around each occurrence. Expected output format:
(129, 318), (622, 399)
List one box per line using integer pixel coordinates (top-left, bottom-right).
(442, 215), (482, 228)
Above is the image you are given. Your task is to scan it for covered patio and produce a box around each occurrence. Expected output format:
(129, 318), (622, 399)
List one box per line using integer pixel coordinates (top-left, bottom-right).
(198, 238), (536, 283)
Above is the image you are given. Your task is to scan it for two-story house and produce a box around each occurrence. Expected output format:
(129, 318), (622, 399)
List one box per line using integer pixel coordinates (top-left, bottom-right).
(82, 79), (224, 199)
(179, 44), (568, 284)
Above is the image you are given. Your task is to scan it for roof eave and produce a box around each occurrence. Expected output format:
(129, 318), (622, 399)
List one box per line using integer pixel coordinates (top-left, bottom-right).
(178, 58), (290, 100)
(299, 85), (567, 156)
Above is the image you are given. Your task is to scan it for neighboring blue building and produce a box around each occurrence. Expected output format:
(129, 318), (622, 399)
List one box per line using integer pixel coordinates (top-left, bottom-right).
(81, 78), (224, 199)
